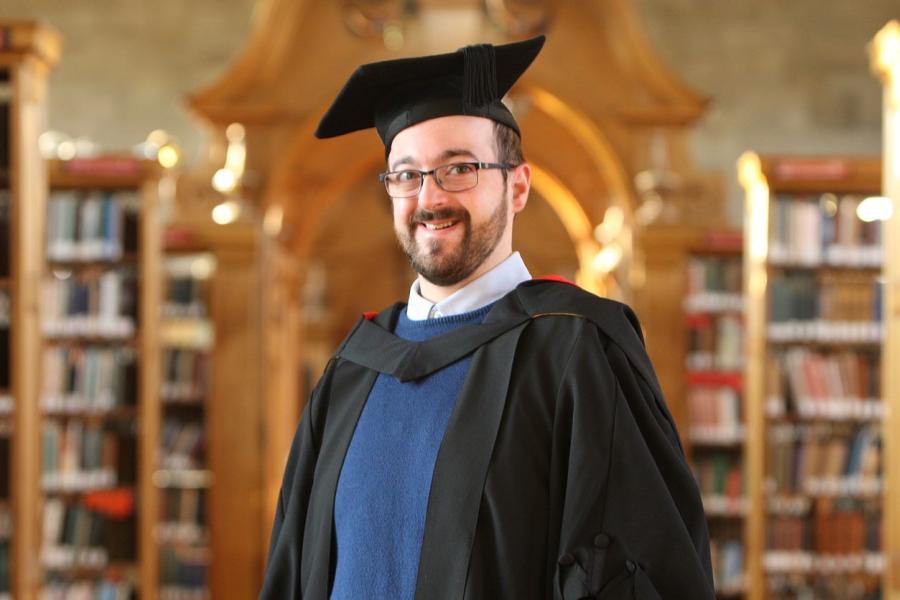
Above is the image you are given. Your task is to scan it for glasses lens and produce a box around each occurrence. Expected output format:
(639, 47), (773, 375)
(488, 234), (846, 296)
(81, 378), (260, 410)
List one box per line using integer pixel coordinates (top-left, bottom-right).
(385, 170), (423, 197)
(436, 163), (478, 192)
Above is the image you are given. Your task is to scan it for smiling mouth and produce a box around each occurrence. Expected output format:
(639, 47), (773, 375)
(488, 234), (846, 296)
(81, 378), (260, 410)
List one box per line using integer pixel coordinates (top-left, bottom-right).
(421, 220), (458, 231)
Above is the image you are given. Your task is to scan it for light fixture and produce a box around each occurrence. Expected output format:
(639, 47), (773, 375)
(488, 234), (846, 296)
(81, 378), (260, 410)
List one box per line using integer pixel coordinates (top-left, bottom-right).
(594, 205), (625, 245)
(211, 168), (238, 194)
(857, 195), (894, 222)
(157, 144), (180, 169)
(211, 200), (241, 225)
(592, 244), (623, 274)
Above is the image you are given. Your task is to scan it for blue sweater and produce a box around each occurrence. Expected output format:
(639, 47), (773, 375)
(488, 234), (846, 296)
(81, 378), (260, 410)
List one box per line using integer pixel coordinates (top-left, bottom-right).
(330, 305), (492, 600)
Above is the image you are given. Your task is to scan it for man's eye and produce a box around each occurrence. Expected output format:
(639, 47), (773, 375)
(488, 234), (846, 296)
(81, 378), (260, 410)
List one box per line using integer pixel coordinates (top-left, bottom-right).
(397, 171), (418, 182)
(448, 164), (472, 176)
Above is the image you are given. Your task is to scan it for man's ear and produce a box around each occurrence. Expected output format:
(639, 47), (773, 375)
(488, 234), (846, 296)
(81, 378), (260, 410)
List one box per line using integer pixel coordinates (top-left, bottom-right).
(510, 163), (531, 214)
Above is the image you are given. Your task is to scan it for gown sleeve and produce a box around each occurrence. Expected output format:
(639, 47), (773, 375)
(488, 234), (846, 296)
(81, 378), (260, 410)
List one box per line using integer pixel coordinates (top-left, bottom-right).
(259, 360), (334, 599)
(551, 319), (715, 600)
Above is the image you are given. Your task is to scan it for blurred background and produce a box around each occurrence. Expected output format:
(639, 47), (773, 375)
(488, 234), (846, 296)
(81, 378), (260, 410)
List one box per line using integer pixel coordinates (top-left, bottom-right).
(0, 1), (898, 599)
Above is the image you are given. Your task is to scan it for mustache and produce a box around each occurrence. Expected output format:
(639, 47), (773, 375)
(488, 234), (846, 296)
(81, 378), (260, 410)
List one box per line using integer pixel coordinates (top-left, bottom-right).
(409, 208), (470, 225)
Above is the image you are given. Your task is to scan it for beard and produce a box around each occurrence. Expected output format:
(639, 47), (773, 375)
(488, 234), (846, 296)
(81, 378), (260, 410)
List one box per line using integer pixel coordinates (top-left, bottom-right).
(395, 191), (509, 287)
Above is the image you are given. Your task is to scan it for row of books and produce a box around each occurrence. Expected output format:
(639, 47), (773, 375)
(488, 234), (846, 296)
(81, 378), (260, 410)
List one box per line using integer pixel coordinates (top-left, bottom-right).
(46, 190), (139, 262)
(0, 324), (8, 393)
(160, 544), (209, 598)
(164, 277), (210, 319)
(686, 386), (743, 444)
(693, 455), (744, 514)
(687, 256), (742, 296)
(41, 577), (136, 599)
(0, 285), (7, 327)
(0, 77), (8, 171)
(42, 269), (137, 339)
(0, 192), (9, 278)
(0, 506), (8, 595)
(0, 507), (6, 599)
(768, 273), (882, 324)
(0, 505), (8, 541)
(162, 349), (209, 404)
(769, 194), (882, 267)
(159, 488), (206, 546)
(767, 574), (880, 600)
(161, 258), (211, 597)
(0, 438), (7, 499)
(42, 495), (136, 570)
(0, 540), (8, 597)
(710, 538), (744, 594)
(766, 423), (881, 498)
(765, 510), (881, 557)
(42, 347), (137, 414)
(160, 420), (205, 471)
(686, 312), (743, 371)
(42, 420), (136, 492)
(766, 349), (881, 420)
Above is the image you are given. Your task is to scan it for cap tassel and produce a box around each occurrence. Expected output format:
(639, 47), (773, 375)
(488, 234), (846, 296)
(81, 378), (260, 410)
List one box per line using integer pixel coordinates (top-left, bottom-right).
(462, 44), (498, 110)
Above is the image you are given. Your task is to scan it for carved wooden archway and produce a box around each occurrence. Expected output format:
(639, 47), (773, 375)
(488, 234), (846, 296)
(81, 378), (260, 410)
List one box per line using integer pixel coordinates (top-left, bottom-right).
(188, 0), (716, 292)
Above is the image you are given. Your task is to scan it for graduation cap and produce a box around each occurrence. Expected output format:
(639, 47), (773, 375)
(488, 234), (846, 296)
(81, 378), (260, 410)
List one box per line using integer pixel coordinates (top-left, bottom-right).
(315, 35), (545, 152)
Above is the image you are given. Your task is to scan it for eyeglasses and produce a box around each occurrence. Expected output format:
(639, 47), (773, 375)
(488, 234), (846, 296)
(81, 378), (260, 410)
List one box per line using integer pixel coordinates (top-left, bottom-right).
(378, 162), (516, 198)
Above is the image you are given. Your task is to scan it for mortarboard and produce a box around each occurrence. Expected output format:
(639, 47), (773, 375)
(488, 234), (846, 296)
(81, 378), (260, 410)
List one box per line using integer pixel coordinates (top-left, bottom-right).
(315, 35), (545, 152)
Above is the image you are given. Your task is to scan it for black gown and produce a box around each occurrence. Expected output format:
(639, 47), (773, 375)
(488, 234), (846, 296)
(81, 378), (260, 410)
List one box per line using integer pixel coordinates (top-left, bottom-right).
(260, 278), (715, 599)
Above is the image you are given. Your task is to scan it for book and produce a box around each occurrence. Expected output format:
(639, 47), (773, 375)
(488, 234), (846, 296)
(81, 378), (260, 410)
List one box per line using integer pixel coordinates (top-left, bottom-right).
(46, 190), (138, 263)
(161, 349), (209, 404)
(42, 268), (137, 339)
(42, 346), (137, 414)
(769, 194), (882, 268)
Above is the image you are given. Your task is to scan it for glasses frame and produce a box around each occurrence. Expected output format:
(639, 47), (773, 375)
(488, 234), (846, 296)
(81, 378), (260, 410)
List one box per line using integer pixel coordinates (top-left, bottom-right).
(378, 161), (517, 198)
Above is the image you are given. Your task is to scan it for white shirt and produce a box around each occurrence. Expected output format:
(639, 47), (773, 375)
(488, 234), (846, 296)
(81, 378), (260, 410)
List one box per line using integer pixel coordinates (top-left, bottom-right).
(405, 252), (532, 321)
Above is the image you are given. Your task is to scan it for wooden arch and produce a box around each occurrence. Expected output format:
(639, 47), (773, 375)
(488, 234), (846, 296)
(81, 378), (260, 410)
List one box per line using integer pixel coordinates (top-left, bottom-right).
(188, 1), (714, 287)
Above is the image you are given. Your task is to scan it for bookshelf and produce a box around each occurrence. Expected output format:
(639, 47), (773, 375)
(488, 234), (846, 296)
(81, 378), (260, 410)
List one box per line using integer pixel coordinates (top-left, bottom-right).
(682, 232), (747, 598)
(633, 226), (748, 596)
(870, 20), (900, 600)
(157, 238), (216, 600)
(160, 219), (274, 598)
(739, 154), (886, 600)
(0, 21), (61, 598)
(41, 157), (161, 597)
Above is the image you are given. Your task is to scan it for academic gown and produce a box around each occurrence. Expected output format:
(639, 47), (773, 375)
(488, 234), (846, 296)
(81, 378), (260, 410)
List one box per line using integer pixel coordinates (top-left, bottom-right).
(260, 279), (715, 600)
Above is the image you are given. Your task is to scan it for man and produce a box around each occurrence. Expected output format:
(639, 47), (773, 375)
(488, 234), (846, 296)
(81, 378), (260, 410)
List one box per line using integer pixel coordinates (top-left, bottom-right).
(261, 36), (714, 600)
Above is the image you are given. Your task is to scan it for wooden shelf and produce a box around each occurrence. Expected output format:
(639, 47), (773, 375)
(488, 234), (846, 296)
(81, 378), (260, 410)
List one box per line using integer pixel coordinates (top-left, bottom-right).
(37, 157), (163, 597)
(871, 21), (900, 600)
(48, 157), (159, 191)
(739, 152), (889, 600)
(638, 229), (748, 597)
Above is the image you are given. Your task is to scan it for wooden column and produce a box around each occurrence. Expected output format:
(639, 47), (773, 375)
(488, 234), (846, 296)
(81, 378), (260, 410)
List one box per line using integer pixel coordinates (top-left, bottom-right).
(206, 222), (265, 599)
(871, 20), (900, 600)
(634, 224), (707, 452)
(2, 22), (60, 599)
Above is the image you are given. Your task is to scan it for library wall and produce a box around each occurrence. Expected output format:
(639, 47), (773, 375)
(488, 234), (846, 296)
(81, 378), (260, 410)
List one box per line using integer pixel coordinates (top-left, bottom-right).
(0, 0), (896, 218)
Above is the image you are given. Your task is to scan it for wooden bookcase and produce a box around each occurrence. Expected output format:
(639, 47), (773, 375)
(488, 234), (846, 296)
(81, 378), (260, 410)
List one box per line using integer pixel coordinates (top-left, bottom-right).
(0, 21), (60, 599)
(739, 153), (887, 600)
(681, 232), (747, 598)
(871, 20), (900, 600)
(40, 157), (161, 597)
(157, 237), (216, 600)
(161, 217), (305, 596)
(634, 226), (748, 597)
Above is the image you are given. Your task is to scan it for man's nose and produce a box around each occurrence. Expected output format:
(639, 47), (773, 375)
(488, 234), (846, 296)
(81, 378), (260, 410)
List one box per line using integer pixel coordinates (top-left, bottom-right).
(417, 173), (449, 210)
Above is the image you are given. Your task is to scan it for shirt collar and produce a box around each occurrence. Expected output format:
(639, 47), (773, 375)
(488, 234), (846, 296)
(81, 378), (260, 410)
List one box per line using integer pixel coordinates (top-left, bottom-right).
(406, 252), (532, 321)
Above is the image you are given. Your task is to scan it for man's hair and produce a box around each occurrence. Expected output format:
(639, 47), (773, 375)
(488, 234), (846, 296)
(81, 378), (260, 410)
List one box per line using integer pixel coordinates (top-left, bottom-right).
(494, 122), (524, 177)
